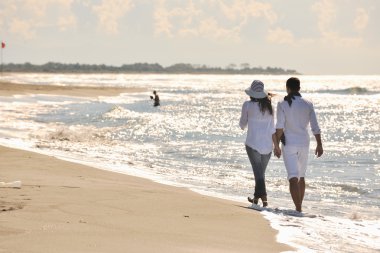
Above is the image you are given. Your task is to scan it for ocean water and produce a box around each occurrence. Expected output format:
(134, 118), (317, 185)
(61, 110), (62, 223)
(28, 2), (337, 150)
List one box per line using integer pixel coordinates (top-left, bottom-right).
(0, 73), (379, 252)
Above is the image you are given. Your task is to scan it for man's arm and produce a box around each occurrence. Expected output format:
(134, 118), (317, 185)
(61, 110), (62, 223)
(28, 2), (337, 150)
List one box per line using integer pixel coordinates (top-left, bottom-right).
(275, 102), (285, 143)
(314, 134), (323, 157)
(310, 103), (323, 158)
(272, 133), (281, 158)
(274, 102), (285, 158)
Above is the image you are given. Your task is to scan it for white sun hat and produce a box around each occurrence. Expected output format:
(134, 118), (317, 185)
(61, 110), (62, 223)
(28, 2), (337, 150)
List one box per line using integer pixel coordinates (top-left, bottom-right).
(245, 80), (268, 99)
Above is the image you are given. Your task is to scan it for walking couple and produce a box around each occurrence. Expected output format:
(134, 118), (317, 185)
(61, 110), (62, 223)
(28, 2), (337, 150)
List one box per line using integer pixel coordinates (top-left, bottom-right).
(239, 77), (323, 213)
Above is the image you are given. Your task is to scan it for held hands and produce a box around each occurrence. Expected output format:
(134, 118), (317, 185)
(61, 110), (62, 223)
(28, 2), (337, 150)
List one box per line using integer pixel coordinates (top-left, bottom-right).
(315, 144), (323, 158)
(274, 146), (281, 158)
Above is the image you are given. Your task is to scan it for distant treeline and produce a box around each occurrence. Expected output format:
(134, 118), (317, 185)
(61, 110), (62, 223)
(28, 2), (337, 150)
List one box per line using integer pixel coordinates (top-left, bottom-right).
(1, 62), (299, 75)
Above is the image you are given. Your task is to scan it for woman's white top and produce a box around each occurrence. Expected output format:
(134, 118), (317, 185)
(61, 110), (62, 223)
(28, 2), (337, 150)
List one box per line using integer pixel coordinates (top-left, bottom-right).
(239, 101), (275, 155)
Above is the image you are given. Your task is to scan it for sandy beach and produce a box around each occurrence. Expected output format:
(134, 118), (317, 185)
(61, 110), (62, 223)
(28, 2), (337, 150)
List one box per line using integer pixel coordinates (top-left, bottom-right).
(0, 81), (146, 97)
(0, 83), (292, 253)
(0, 146), (291, 253)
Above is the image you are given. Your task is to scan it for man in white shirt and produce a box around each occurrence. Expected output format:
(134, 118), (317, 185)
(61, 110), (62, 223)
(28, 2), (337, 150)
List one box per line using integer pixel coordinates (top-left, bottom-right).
(275, 77), (323, 213)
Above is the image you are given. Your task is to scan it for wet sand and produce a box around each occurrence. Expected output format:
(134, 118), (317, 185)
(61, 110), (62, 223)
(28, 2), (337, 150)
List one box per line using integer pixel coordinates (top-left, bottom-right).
(0, 81), (146, 97)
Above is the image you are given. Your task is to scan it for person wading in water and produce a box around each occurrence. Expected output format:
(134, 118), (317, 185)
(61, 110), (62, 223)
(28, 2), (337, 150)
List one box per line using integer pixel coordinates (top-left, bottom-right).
(150, 90), (160, 107)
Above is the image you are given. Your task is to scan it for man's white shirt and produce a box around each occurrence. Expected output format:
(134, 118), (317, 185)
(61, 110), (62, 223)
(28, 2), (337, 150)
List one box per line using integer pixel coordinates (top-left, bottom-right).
(276, 96), (321, 147)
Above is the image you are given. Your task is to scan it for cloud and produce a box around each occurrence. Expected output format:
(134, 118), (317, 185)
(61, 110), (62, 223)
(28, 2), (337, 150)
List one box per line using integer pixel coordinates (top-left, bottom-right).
(312, 0), (336, 37)
(0, 1), (17, 33)
(312, 0), (363, 47)
(266, 27), (294, 45)
(9, 18), (36, 40)
(154, 0), (277, 41)
(322, 32), (362, 47)
(1, 0), (77, 39)
(58, 15), (77, 31)
(2, 0), (135, 38)
(92, 0), (134, 35)
(22, 0), (75, 17)
(354, 8), (369, 31)
(219, 0), (277, 25)
(154, 0), (201, 37)
(198, 17), (241, 41)
(22, 0), (50, 17)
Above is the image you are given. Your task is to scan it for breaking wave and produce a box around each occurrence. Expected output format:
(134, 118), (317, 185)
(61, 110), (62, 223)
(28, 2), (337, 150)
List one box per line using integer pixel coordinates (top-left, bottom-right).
(319, 87), (374, 95)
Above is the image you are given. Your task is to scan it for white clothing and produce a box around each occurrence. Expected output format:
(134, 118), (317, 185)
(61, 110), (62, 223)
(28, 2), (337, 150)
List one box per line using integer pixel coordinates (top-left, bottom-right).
(276, 96), (320, 147)
(282, 145), (309, 179)
(239, 101), (275, 155)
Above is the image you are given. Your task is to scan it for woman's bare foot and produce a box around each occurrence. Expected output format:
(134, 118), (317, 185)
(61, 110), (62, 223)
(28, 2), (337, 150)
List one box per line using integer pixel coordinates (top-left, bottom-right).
(247, 197), (259, 205)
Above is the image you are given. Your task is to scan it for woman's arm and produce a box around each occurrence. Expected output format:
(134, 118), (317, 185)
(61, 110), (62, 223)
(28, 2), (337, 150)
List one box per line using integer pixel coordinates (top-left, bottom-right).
(239, 102), (248, 130)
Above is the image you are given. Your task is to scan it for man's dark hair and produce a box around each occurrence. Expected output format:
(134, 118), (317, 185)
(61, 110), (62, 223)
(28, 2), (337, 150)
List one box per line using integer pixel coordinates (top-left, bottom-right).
(286, 77), (300, 92)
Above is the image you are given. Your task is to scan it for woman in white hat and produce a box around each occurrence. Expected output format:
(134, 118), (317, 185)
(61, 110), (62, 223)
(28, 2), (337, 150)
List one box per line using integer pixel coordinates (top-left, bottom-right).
(239, 80), (280, 208)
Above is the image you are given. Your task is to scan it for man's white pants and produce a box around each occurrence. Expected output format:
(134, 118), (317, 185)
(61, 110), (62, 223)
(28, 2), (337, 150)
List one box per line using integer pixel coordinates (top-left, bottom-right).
(282, 145), (309, 180)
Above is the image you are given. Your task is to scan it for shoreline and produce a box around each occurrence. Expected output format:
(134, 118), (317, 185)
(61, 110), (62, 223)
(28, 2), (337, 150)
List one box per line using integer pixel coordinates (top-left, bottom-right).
(0, 145), (292, 252)
(0, 81), (147, 97)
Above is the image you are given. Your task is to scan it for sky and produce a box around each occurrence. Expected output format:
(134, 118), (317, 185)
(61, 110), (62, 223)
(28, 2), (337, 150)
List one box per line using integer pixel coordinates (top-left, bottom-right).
(0, 0), (379, 75)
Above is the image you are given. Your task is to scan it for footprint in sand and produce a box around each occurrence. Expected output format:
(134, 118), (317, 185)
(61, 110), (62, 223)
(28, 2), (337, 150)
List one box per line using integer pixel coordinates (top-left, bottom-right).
(0, 201), (24, 212)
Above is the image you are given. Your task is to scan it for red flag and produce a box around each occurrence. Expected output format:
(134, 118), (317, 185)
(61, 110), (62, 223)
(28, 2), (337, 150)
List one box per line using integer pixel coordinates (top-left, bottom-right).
(1, 42), (5, 48)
